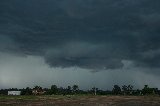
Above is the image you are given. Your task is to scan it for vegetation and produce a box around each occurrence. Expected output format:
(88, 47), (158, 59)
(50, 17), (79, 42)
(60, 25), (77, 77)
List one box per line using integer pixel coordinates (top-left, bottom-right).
(112, 85), (121, 95)
(0, 84), (160, 96)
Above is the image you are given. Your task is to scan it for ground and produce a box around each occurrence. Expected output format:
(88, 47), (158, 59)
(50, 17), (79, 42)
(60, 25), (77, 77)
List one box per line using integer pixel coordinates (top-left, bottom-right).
(0, 95), (160, 106)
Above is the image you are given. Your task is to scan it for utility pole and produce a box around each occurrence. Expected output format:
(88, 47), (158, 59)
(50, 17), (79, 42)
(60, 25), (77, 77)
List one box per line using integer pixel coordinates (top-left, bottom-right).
(95, 88), (97, 95)
(93, 87), (97, 95)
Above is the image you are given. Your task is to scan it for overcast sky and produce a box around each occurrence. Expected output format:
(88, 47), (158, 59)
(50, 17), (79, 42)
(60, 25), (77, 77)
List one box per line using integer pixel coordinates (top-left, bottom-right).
(0, 0), (160, 90)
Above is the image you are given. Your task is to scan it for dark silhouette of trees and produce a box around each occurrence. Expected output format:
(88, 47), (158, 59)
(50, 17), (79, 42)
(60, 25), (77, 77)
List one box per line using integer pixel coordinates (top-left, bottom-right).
(142, 85), (151, 95)
(122, 85), (127, 95)
(127, 85), (133, 95)
(34, 86), (42, 91)
(21, 87), (32, 95)
(58, 87), (66, 95)
(72, 85), (79, 94)
(127, 85), (133, 91)
(67, 86), (72, 94)
(112, 85), (121, 95)
(122, 85), (133, 95)
(50, 85), (58, 95)
(1, 84), (160, 96)
(0, 89), (8, 95)
(142, 85), (158, 95)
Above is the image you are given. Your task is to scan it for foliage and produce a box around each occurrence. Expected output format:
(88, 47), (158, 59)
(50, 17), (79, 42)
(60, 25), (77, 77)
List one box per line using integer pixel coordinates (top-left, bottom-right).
(0, 84), (160, 96)
(72, 85), (79, 94)
(142, 85), (158, 95)
(50, 85), (58, 95)
(122, 85), (133, 95)
(112, 85), (121, 95)
(21, 87), (32, 95)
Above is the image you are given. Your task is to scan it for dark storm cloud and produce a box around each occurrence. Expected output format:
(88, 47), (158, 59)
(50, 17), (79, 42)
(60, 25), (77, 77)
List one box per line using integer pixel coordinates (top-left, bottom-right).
(0, 0), (160, 70)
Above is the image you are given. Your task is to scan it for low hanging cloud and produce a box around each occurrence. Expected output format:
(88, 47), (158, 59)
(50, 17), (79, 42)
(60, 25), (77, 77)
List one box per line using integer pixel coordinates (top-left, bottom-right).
(0, 0), (160, 71)
(45, 42), (124, 69)
(0, 52), (160, 89)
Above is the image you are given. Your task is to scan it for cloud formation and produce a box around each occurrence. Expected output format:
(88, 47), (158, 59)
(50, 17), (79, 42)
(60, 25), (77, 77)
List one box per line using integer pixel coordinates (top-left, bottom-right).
(0, 52), (160, 89)
(0, 0), (160, 70)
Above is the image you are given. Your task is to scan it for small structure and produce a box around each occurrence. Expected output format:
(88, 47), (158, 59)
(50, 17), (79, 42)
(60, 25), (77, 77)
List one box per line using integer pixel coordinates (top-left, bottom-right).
(32, 86), (46, 95)
(8, 91), (21, 95)
(32, 89), (46, 95)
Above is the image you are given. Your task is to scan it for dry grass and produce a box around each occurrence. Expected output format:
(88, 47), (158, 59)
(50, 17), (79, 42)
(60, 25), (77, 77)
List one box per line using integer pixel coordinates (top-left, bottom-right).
(0, 95), (160, 106)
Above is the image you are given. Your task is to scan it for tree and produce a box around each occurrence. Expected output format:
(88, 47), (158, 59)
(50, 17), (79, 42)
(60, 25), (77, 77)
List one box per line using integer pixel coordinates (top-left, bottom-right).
(127, 85), (133, 95)
(112, 85), (121, 95)
(23, 87), (32, 95)
(50, 85), (58, 95)
(33, 86), (43, 91)
(58, 87), (66, 95)
(127, 85), (133, 91)
(72, 85), (79, 94)
(67, 86), (72, 94)
(142, 85), (155, 95)
(122, 85), (127, 95)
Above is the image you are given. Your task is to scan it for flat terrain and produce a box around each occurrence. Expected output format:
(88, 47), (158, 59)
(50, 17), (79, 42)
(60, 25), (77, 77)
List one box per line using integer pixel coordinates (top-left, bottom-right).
(0, 95), (160, 106)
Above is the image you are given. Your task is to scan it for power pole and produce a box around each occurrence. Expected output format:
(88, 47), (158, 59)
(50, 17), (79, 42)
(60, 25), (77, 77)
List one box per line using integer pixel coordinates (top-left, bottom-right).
(94, 87), (97, 95)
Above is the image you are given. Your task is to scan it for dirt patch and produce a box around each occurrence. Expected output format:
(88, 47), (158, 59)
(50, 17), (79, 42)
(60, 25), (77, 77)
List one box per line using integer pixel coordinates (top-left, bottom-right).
(0, 95), (160, 106)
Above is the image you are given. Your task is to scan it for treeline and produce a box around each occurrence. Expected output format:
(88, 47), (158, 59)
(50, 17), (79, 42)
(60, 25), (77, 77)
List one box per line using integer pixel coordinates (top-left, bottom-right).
(0, 84), (160, 96)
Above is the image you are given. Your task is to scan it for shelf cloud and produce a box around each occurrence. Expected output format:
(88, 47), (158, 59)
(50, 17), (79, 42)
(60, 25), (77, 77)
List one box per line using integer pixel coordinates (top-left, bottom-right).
(0, 0), (160, 89)
(1, 0), (160, 70)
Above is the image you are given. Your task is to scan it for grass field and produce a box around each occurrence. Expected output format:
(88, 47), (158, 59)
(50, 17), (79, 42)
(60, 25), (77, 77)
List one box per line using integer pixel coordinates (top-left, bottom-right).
(0, 95), (160, 106)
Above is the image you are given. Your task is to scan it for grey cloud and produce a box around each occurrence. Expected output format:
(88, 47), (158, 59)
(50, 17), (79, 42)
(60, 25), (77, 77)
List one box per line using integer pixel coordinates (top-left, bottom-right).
(45, 42), (123, 69)
(1, 52), (160, 89)
(0, 0), (160, 70)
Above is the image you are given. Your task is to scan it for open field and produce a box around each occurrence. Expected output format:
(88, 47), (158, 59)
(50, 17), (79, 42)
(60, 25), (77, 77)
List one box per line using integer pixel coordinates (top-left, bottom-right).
(0, 95), (160, 106)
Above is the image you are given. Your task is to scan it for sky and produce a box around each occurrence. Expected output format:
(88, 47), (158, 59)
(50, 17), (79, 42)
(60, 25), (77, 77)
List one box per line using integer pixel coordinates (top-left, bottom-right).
(0, 0), (160, 90)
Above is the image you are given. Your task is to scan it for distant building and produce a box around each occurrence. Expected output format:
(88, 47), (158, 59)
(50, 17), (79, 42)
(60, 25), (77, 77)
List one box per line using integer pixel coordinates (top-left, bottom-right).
(32, 89), (46, 95)
(8, 91), (21, 95)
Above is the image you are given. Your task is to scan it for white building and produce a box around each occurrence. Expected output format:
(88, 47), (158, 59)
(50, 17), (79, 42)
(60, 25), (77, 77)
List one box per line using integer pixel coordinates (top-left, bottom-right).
(8, 91), (21, 95)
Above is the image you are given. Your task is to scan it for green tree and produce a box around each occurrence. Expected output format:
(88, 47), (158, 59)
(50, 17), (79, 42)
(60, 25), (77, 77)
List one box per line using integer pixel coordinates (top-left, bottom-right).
(67, 86), (72, 94)
(50, 85), (58, 95)
(72, 85), (79, 94)
(25, 87), (32, 95)
(142, 85), (155, 95)
(33, 86), (42, 92)
(112, 85), (121, 95)
(127, 85), (133, 91)
(122, 85), (127, 95)
(127, 85), (133, 95)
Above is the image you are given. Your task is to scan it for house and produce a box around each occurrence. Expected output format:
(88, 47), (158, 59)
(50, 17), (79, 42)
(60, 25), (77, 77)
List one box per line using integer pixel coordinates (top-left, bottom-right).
(32, 89), (46, 95)
(8, 91), (21, 95)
